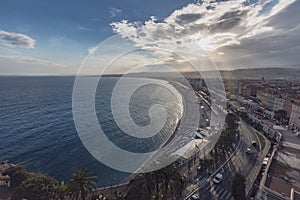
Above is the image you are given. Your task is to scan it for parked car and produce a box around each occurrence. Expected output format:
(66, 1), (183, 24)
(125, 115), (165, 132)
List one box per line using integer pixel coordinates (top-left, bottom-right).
(282, 176), (289, 181)
(189, 194), (200, 200)
(195, 132), (207, 139)
(213, 173), (223, 184)
(246, 148), (251, 154)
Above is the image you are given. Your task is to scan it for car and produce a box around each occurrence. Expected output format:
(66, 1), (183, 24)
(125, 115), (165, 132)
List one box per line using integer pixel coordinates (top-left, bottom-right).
(282, 176), (289, 181)
(246, 148), (251, 154)
(252, 141), (257, 146)
(195, 132), (207, 139)
(213, 173), (223, 184)
(189, 194), (200, 200)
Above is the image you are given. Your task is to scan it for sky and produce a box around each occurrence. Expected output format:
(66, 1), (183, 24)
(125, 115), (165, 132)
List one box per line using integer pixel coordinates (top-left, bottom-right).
(0, 0), (299, 75)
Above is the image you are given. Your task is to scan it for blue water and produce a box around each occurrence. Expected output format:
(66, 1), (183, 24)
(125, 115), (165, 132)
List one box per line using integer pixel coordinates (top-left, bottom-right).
(0, 76), (182, 186)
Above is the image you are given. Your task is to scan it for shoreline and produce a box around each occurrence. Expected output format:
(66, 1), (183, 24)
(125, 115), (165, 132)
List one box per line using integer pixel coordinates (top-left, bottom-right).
(97, 79), (195, 192)
(117, 80), (185, 185)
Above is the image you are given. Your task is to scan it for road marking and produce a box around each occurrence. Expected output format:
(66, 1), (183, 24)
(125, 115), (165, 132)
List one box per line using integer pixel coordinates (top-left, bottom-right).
(199, 178), (208, 185)
(225, 191), (232, 199)
(203, 182), (211, 190)
(199, 177), (206, 183)
(219, 188), (228, 199)
(198, 178), (208, 188)
(214, 186), (223, 194)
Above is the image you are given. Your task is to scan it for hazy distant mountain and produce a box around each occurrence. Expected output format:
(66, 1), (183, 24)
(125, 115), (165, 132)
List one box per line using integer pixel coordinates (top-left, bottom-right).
(127, 67), (300, 80)
(218, 67), (300, 80)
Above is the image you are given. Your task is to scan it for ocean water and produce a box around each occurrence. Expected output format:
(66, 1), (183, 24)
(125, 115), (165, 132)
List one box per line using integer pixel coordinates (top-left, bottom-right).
(0, 76), (182, 186)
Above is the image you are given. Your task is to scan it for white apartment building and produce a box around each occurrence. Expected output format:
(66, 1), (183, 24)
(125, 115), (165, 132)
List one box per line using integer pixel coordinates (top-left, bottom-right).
(289, 104), (300, 131)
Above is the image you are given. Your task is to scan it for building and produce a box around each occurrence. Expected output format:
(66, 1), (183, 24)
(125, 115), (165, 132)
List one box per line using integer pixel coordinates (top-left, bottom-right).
(289, 104), (300, 131)
(0, 162), (12, 188)
(274, 97), (285, 111)
(291, 188), (300, 200)
(257, 90), (275, 111)
(238, 81), (262, 97)
(0, 174), (10, 187)
(245, 85), (261, 97)
(284, 99), (293, 116)
(257, 90), (293, 114)
(223, 79), (239, 94)
(290, 95), (300, 105)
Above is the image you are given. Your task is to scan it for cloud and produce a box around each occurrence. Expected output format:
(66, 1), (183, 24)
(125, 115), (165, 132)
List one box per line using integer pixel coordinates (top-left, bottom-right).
(109, 7), (122, 18)
(78, 26), (91, 31)
(110, 0), (296, 67)
(208, 0), (300, 69)
(175, 13), (203, 25)
(0, 29), (36, 48)
(0, 55), (68, 67)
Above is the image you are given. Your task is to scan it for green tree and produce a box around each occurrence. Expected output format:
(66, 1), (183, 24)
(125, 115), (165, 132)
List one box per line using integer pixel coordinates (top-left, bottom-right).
(126, 172), (154, 200)
(126, 165), (184, 200)
(58, 181), (69, 200)
(114, 190), (126, 200)
(68, 169), (97, 200)
(226, 113), (239, 130)
(159, 165), (185, 199)
(3, 165), (29, 187)
(15, 173), (59, 200)
(232, 173), (246, 200)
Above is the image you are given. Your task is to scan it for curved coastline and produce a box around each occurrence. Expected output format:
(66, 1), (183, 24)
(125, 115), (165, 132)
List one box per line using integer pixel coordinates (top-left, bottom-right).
(0, 76), (186, 188)
(101, 79), (187, 189)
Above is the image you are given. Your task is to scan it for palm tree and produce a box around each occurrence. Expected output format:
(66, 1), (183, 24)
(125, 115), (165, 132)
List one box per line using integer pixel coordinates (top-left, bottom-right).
(114, 190), (126, 200)
(159, 166), (185, 199)
(68, 169), (97, 200)
(128, 170), (160, 199)
(58, 181), (69, 200)
(127, 165), (184, 200)
(127, 172), (155, 200)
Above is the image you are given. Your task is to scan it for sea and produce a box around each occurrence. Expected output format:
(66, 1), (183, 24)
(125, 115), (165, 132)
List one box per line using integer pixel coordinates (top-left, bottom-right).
(0, 76), (183, 186)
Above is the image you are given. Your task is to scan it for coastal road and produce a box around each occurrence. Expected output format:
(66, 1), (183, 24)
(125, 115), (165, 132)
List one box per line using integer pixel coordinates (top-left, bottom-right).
(217, 120), (268, 193)
(188, 119), (269, 200)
